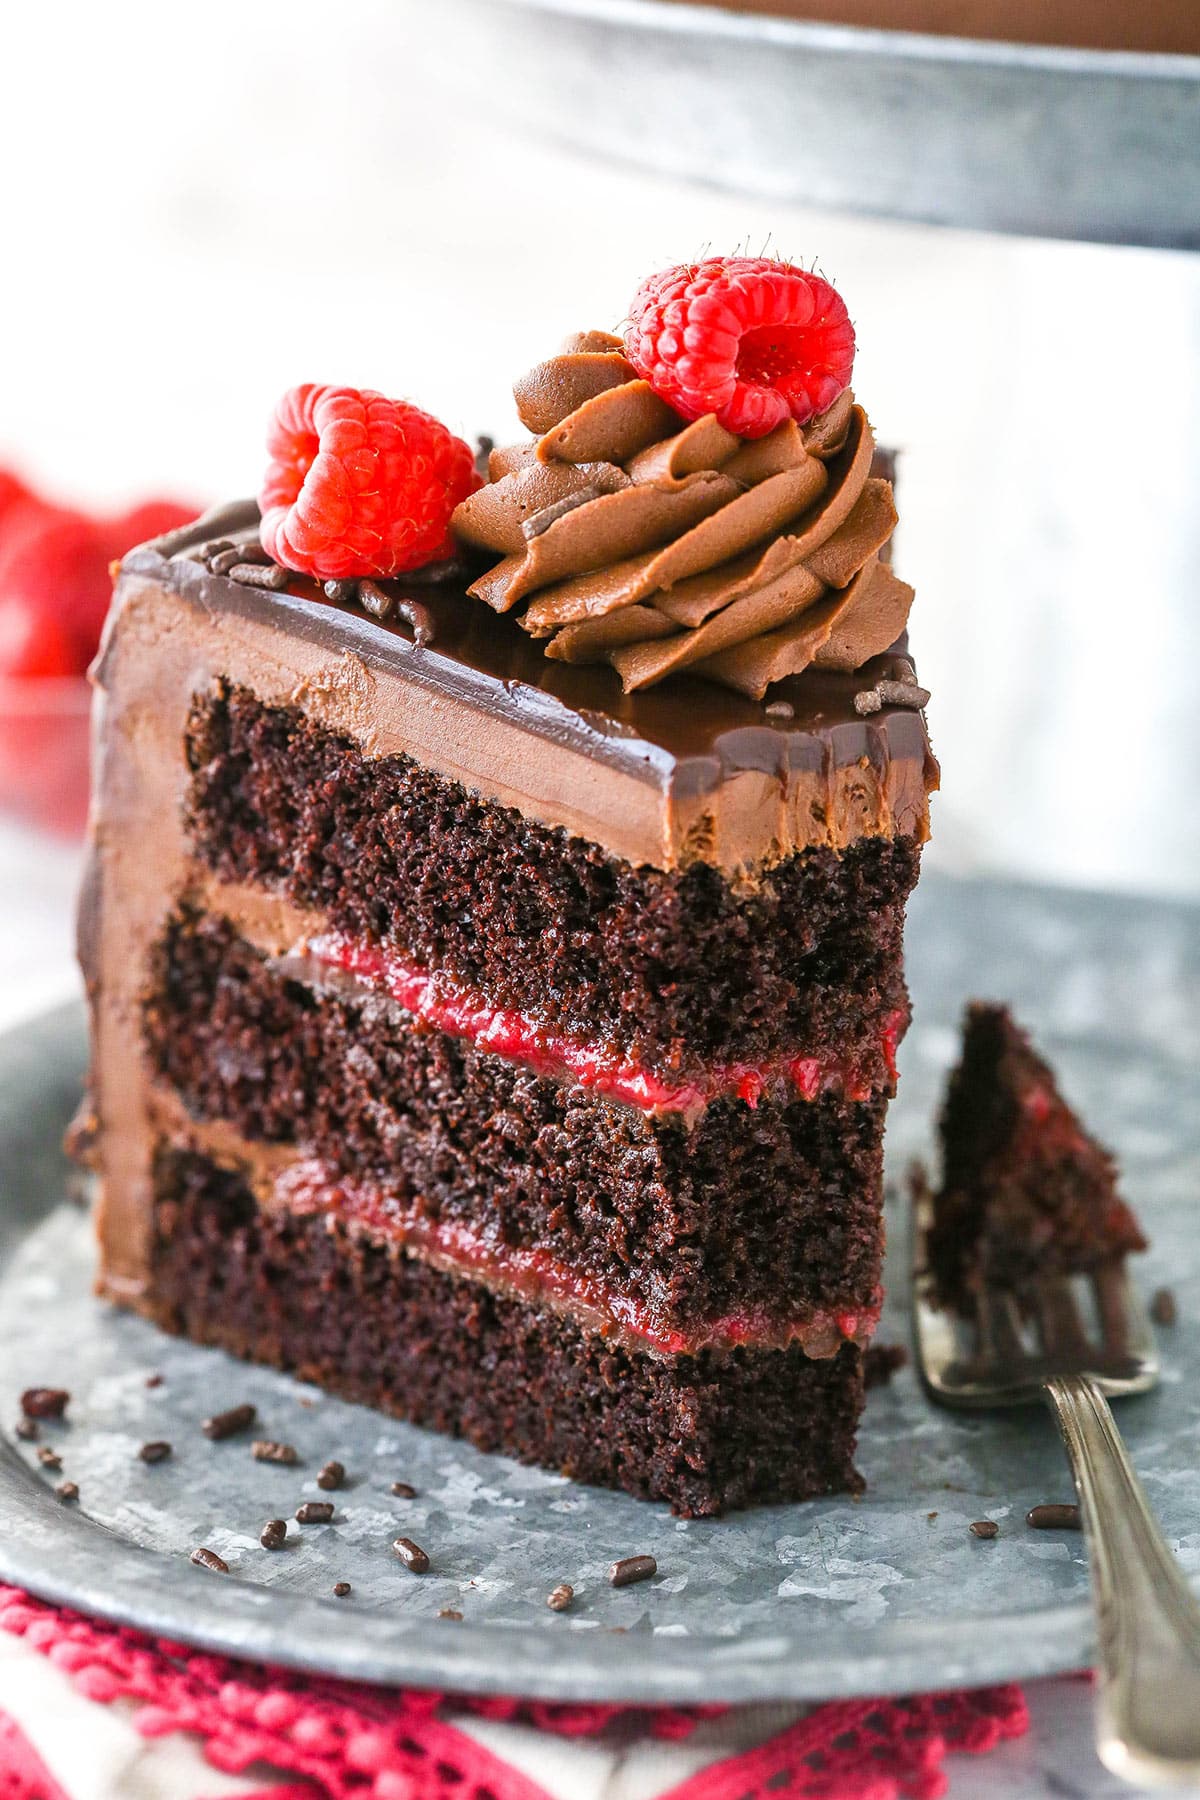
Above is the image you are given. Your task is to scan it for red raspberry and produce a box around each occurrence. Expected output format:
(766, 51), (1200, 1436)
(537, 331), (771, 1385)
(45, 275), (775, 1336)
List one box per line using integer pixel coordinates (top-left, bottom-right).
(0, 504), (111, 675)
(624, 257), (855, 439)
(0, 591), (78, 678)
(102, 499), (197, 560)
(259, 385), (481, 580)
(0, 469), (35, 530)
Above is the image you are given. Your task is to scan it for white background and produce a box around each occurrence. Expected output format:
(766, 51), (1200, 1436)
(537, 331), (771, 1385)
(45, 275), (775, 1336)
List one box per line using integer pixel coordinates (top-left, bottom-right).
(2, 0), (1199, 1030)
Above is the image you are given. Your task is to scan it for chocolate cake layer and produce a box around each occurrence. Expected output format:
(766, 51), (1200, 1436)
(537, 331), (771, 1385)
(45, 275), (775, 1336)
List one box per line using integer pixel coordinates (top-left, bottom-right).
(184, 682), (918, 1073)
(144, 908), (888, 1341)
(148, 1148), (866, 1515)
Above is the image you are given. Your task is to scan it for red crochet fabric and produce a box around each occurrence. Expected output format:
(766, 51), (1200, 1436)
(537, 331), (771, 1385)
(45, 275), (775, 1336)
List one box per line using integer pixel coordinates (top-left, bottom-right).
(0, 1586), (1026, 1799)
(0, 1711), (70, 1800)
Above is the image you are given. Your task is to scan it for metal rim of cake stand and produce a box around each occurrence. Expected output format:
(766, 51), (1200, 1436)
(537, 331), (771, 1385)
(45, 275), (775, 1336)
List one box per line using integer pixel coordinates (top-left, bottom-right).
(439, 0), (1200, 249)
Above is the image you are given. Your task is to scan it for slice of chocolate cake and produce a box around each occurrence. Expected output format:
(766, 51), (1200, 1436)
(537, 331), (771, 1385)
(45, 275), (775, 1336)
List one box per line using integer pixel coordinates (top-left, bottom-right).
(928, 1003), (1147, 1313)
(76, 257), (938, 1514)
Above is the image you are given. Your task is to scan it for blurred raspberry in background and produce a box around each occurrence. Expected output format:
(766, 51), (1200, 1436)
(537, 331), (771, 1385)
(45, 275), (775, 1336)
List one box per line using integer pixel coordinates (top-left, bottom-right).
(0, 473), (198, 832)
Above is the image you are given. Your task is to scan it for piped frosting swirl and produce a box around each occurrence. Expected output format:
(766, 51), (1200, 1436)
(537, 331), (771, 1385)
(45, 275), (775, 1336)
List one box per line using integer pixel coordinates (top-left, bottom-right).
(451, 331), (914, 698)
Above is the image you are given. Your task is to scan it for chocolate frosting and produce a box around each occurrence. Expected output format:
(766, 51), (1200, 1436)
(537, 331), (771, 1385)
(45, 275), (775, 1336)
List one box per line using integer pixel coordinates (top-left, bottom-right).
(451, 336), (914, 698)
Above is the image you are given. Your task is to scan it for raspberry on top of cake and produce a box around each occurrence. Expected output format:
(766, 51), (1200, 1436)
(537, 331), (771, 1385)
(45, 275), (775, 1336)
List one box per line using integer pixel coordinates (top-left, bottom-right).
(927, 1003), (1147, 1314)
(77, 254), (937, 1514)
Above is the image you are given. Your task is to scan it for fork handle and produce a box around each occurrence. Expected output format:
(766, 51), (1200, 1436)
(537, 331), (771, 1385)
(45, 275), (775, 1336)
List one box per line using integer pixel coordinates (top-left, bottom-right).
(1044, 1373), (1200, 1786)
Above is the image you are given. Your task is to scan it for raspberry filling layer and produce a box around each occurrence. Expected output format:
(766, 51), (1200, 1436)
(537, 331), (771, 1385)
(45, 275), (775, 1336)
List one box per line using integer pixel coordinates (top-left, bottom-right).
(306, 930), (903, 1115)
(275, 1157), (881, 1358)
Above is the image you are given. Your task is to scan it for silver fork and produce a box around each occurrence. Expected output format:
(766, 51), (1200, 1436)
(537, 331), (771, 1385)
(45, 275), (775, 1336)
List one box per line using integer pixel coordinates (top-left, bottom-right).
(912, 1186), (1200, 1788)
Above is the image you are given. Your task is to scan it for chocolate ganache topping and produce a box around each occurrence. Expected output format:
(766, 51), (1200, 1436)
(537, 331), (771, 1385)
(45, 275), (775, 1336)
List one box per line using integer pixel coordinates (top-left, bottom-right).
(451, 330), (914, 700)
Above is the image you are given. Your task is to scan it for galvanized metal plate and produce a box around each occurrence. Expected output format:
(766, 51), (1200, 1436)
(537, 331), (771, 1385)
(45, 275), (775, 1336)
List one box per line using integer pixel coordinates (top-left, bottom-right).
(439, 0), (1200, 248)
(1, 872), (1199, 1702)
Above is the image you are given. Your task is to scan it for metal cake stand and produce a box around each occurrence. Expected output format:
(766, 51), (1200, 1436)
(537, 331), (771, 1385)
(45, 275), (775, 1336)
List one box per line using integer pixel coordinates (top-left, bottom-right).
(440, 0), (1200, 247)
(3, 873), (1200, 1702)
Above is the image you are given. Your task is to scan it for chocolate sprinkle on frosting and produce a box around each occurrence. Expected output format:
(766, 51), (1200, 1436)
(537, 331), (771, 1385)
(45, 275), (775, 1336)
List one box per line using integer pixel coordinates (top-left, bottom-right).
(229, 561), (289, 592)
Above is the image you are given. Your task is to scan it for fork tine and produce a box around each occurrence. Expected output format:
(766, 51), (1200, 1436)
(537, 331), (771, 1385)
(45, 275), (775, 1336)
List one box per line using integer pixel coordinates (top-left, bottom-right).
(975, 1285), (1026, 1365)
(1033, 1274), (1091, 1359)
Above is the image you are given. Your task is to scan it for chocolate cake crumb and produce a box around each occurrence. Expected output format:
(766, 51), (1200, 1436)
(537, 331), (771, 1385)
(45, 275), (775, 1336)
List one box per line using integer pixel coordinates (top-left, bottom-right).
(139, 1441), (172, 1464)
(970, 1520), (999, 1540)
(14, 1418), (38, 1442)
(332, 1581), (351, 1597)
(317, 1460), (345, 1491)
(36, 1446), (62, 1470)
(190, 1546), (228, 1572)
(609, 1555), (656, 1589)
(1151, 1287), (1178, 1327)
(1027, 1503), (1081, 1530)
(391, 1481), (417, 1499)
(21, 1388), (69, 1420)
(439, 1608), (463, 1620)
(252, 1439), (299, 1465)
(203, 1403), (256, 1441)
(547, 1582), (574, 1612)
(876, 679), (931, 709)
(854, 688), (882, 716)
(295, 1501), (334, 1524)
(229, 561), (288, 591)
(260, 1519), (287, 1550)
(55, 1482), (79, 1503)
(392, 1536), (430, 1573)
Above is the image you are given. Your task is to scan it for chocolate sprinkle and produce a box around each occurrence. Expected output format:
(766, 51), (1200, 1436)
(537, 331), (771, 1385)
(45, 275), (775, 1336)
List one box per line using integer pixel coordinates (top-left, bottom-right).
(317, 1460), (345, 1491)
(547, 1582), (574, 1612)
(138, 1440), (172, 1464)
(764, 700), (795, 720)
(392, 1536), (430, 1574)
(209, 546), (248, 576)
(608, 1555), (657, 1589)
(260, 1519), (287, 1551)
(295, 1501), (334, 1524)
(439, 1607), (463, 1621)
(145, 1373), (164, 1389)
(36, 1446), (62, 1470)
(332, 1581), (352, 1598)
(970, 1520), (999, 1540)
(390, 1481), (417, 1499)
(21, 1388), (69, 1420)
(853, 689), (883, 716)
(876, 679), (932, 709)
(323, 578), (358, 604)
(394, 597), (436, 647)
(203, 1403), (256, 1441)
(190, 1546), (228, 1573)
(14, 1418), (38, 1442)
(252, 1439), (299, 1465)
(357, 579), (395, 622)
(55, 1482), (79, 1503)
(1151, 1287), (1178, 1327)
(1027, 1503), (1082, 1530)
(229, 561), (288, 591)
